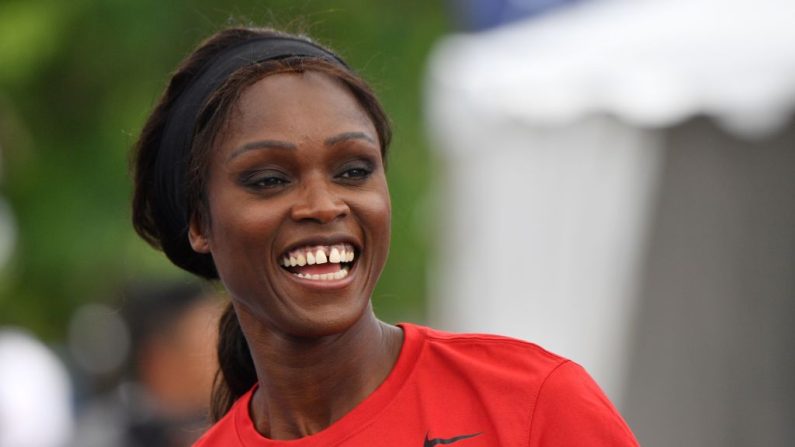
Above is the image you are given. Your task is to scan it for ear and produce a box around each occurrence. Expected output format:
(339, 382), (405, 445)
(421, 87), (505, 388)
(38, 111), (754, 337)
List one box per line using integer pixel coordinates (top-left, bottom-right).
(188, 212), (211, 254)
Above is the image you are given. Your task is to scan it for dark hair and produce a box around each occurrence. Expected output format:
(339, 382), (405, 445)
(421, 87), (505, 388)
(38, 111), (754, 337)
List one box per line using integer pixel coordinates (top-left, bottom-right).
(131, 27), (392, 421)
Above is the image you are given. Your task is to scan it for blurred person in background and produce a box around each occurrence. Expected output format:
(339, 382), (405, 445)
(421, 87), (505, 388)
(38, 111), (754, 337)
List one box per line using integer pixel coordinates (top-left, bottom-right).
(0, 328), (73, 447)
(70, 282), (221, 447)
(131, 26), (638, 446)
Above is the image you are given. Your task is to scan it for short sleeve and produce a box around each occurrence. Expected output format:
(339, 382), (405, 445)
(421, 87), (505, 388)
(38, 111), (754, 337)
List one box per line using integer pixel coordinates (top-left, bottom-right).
(527, 361), (639, 446)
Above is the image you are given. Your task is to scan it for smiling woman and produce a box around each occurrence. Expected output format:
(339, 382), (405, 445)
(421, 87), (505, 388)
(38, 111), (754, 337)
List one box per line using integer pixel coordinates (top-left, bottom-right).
(189, 70), (391, 340)
(131, 27), (639, 446)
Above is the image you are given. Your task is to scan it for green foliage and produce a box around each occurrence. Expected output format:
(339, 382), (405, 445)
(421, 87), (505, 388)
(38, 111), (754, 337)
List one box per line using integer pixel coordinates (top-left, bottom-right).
(0, 0), (448, 340)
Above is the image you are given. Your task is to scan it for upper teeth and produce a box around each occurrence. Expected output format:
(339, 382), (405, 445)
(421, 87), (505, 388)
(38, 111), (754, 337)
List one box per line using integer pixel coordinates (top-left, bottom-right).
(280, 244), (356, 267)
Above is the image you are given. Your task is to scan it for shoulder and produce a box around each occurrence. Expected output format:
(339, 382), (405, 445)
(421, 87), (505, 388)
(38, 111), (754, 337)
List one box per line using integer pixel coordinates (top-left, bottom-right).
(528, 361), (640, 445)
(406, 323), (569, 381)
(192, 392), (248, 447)
(418, 324), (564, 357)
(193, 414), (238, 446)
(403, 324), (639, 445)
(403, 323), (571, 412)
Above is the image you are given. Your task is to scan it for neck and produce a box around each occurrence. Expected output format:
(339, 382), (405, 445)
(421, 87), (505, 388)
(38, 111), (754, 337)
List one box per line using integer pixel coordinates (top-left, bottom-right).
(236, 305), (402, 440)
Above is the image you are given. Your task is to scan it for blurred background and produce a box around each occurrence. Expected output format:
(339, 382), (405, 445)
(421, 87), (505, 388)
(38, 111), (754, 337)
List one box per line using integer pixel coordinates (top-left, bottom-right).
(0, 0), (792, 446)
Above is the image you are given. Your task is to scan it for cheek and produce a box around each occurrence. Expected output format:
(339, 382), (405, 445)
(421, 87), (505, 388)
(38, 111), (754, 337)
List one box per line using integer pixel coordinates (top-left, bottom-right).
(206, 197), (283, 259)
(359, 186), (392, 250)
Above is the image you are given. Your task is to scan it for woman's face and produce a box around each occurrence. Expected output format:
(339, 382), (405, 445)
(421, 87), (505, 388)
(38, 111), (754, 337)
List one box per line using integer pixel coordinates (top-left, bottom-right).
(189, 71), (390, 337)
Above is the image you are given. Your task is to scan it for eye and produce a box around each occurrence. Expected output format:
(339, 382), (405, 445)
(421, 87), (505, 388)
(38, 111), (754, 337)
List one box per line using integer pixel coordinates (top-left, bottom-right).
(240, 170), (290, 190)
(336, 160), (374, 181)
(340, 167), (370, 179)
(254, 176), (288, 188)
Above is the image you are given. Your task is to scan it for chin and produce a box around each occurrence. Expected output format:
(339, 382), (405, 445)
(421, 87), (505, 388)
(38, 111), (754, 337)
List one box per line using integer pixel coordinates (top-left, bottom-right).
(283, 299), (374, 339)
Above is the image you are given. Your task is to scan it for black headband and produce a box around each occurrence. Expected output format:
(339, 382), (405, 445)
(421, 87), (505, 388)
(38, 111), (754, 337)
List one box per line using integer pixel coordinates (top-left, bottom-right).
(153, 36), (347, 277)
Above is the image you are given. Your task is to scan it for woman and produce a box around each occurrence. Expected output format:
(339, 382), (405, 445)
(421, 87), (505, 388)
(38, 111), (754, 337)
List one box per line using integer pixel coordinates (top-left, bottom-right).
(132, 27), (639, 446)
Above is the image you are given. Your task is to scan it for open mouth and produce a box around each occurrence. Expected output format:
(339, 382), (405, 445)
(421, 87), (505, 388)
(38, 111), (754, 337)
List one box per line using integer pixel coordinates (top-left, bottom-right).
(279, 243), (357, 281)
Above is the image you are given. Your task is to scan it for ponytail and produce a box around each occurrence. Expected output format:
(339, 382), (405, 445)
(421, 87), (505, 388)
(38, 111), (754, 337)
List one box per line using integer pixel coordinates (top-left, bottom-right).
(210, 302), (257, 421)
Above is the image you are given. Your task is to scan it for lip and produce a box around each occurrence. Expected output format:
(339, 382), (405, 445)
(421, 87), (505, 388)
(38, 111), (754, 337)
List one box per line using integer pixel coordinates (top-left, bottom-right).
(277, 233), (361, 289)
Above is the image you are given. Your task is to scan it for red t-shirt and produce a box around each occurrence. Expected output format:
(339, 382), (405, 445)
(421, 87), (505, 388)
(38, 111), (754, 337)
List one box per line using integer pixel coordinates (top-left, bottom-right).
(194, 323), (639, 446)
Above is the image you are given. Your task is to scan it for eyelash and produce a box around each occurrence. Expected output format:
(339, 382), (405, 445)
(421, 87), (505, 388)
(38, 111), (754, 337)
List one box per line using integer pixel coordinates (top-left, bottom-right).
(242, 171), (289, 190)
(337, 162), (373, 181)
(254, 177), (288, 188)
(240, 161), (374, 192)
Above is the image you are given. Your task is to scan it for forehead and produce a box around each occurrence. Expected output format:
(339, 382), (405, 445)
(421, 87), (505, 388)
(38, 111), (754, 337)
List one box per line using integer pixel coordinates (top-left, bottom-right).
(221, 71), (376, 148)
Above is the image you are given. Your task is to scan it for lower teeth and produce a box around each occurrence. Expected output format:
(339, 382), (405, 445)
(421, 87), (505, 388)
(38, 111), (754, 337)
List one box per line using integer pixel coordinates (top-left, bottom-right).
(294, 267), (349, 281)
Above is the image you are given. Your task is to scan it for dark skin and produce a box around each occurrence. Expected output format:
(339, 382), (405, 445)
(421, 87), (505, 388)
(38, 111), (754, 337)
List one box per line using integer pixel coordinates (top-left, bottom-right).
(188, 72), (403, 440)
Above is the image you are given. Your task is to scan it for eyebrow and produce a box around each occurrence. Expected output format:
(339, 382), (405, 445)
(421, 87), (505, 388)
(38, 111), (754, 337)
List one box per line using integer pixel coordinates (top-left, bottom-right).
(226, 131), (377, 162)
(226, 139), (296, 162)
(324, 131), (376, 147)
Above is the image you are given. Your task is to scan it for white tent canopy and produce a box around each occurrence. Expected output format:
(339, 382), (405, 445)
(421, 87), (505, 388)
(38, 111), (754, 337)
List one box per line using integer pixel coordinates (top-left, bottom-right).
(425, 0), (795, 421)
(428, 0), (795, 138)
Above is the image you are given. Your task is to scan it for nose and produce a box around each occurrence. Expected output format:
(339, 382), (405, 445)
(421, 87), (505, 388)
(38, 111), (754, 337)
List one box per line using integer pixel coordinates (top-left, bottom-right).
(290, 178), (350, 224)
